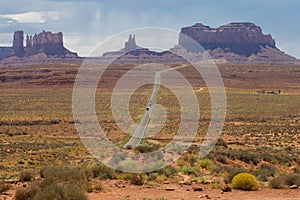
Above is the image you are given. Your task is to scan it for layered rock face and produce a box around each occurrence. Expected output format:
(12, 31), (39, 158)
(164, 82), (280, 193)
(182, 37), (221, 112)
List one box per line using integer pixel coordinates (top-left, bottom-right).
(0, 47), (13, 60)
(9, 30), (78, 58)
(13, 31), (25, 57)
(179, 23), (276, 56)
(25, 31), (65, 56)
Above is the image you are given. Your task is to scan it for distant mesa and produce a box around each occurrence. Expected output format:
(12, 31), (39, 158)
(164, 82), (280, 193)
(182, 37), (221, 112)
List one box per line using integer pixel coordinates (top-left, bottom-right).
(103, 23), (298, 64)
(0, 30), (78, 61)
(103, 34), (187, 64)
(179, 22), (276, 56)
(0, 22), (299, 65)
(176, 22), (298, 64)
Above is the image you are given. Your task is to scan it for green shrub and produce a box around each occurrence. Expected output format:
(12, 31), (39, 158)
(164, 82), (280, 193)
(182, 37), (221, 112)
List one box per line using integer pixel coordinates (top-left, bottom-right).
(254, 163), (276, 181)
(15, 184), (40, 200)
(19, 170), (35, 182)
(34, 183), (88, 200)
(63, 184), (88, 200)
(144, 160), (164, 172)
(216, 138), (228, 148)
(157, 165), (177, 177)
(284, 173), (300, 186)
(41, 166), (91, 183)
(231, 173), (259, 191)
(117, 173), (133, 180)
(117, 160), (141, 172)
(216, 155), (228, 164)
(147, 173), (158, 181)
(224, 167), (249, 184)
(0, 181), (10, 194)
(269, 173), (300, 189)
(135, 145), (158, 153)
(94, 182), (104, 192)
(34, 184), (64, 200)
(268, 176), (286, 189)
(181, 165), (200, 176)
(199, 159), (215, 171)
(130, 174), (144, 185)
(91, 163), (116, 179)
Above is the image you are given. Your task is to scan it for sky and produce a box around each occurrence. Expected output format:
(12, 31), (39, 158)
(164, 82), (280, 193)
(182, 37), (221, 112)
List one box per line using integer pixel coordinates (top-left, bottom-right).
(0, 0), (300, 58)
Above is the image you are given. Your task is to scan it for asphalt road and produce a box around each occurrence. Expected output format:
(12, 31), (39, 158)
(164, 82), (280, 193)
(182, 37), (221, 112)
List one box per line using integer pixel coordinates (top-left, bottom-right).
(123, 72), (160, 149)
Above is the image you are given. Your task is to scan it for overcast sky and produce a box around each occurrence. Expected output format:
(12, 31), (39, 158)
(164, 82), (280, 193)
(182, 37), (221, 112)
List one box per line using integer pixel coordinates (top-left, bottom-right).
(0, 0), (299, 58)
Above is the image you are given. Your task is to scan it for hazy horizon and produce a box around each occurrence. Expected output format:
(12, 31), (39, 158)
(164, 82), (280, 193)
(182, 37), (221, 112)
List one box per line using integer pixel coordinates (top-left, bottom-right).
(0, 0), (299, 58)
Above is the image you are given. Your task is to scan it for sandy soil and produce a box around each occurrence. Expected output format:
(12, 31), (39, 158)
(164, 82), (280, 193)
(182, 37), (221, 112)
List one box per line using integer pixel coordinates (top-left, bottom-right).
(86, 180), (300, 200)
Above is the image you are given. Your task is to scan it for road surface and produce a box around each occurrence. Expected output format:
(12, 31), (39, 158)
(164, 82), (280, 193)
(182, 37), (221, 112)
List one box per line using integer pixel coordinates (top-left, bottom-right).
(123, 72), (160, 149)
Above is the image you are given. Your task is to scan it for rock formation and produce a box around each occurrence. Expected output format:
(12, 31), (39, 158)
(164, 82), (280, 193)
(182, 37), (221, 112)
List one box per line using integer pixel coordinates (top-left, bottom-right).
(103, 34), (141, 56)
(2, 30), (78, 59)
(0, 47), (13, 60)
(179, 22), (276, 56)
(177, 22), (298, 64)
(125, 34), (137, 52)
(24, 30), (77, 57)
(13, 31), (25, 57)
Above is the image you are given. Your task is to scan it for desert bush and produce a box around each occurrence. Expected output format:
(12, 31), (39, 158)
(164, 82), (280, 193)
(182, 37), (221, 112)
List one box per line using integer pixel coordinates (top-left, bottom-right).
(283, 173), (300, 186)
(155, 174), (167, 183)
(231, 173), (259, 191)
(231, 150), (259, 165)
(147, 173), (158, 181)
(182, 155), (199, 166)
(94, 182), (104, 192)
(224, 167), (248, 184)
(117, 173), (133, 180)
(130, 174), (144, 185)
(135, 144), (159, 153)
(181, 165), (200, 176)
(63, 184), (88, 200)
(157, 165), (177, 177)
(34, 184), (64, 200)
(0, 181), (10, 194)
(199, 158), (215, 171)
(269, 175), (287, 189)
(34, 183), (88, 200)
(269, 173), (300, 189)
(40, 166), (88, 183)
(216, 155), (228, 164)
(216, 138), (228, 148)
(144, 160), (164, 172)
(254, 163), (276, 181)
(19, 170), (35, 182)
(91, 163), (116, 179)
(117, 160), (141, 172)
(15, 184), (40, 200)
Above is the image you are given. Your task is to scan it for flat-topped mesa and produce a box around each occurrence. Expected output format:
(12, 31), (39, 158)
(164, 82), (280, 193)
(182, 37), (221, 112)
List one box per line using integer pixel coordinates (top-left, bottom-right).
(9, 30), (78, 58)
(179, 22), (276, 56)
(25, 31), (66, 56)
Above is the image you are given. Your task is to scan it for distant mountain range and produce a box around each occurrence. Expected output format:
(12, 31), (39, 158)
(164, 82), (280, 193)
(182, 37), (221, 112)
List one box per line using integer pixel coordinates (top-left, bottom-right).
(0, 22), (299, 66)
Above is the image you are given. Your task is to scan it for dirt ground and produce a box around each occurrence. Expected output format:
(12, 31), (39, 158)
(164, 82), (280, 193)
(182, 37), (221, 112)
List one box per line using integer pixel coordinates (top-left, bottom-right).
(86, 180), (300, 200)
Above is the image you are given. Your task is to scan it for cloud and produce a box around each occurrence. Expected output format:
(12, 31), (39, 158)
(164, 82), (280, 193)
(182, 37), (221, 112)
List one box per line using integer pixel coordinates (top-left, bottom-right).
(0, 11), (61, 24)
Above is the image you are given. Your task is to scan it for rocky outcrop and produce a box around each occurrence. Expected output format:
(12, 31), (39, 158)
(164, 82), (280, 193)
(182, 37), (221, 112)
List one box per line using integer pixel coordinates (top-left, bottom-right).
(5, 30), (78, 59)
(13, 31), (25, 57)
(103, 34), (141, 56)
(125, 34), (137, 52)
(179, 22), (276, 56)
(24, 31), (77, 57)
(0, 47), (13, 60)
(177, 22), (299, 64)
